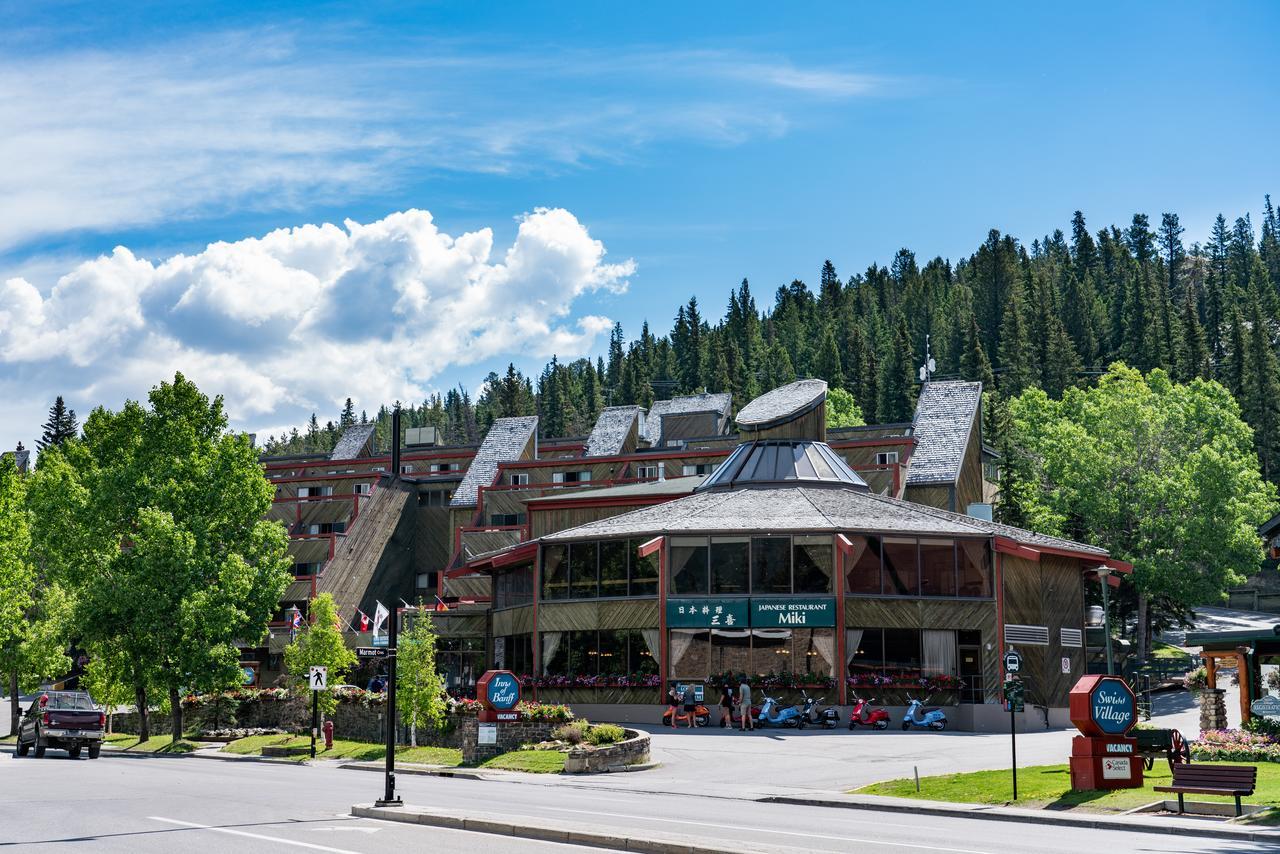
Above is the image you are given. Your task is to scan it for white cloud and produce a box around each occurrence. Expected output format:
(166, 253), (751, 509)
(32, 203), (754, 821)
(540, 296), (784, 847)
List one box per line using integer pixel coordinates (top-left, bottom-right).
(0, 208), (633, 447)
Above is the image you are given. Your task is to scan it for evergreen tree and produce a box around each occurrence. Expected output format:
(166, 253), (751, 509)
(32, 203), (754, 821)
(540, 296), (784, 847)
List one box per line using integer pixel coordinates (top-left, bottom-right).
(764, 340), (796, 388)
(960, 315), (996, 388)
(1226, 308), (1247, 398)
(1242, 292), (1280, 481)
(997, 282), (1037, 395)
(339, 398), (356, 429)
(606, 323), (625, 392)
(815, 325), (844, 388)
(877, 313), (916, 423)
(1179, 291), (1211, 381)
(37, 397), (79, 451)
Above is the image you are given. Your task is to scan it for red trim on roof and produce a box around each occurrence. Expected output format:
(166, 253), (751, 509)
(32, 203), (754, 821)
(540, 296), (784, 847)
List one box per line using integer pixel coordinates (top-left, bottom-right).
(993, 536), (1041, 561)
(454, 540), (538, 576)
(637, 536), (664, 558)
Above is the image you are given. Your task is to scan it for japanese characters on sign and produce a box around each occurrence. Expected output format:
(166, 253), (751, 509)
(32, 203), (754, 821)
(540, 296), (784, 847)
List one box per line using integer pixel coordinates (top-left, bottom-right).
(666, 597), (836, 628)
(666, 598), (750, 628)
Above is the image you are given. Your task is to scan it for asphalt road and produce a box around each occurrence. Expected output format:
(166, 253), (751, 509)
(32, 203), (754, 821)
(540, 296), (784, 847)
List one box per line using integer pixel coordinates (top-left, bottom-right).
(1, 748), (1269, 854)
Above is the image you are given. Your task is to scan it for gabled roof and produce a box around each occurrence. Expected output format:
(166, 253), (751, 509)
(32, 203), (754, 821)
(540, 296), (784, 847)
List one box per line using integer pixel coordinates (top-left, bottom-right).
(449, 416), (538, 507)
(3, 447), (31, 474)
(905, 381), (982, 485)
(736, 379), (827, 429)
(642, 392), (732, 443)
(584, 406), (644, 457)
(330, 423), (376, 461)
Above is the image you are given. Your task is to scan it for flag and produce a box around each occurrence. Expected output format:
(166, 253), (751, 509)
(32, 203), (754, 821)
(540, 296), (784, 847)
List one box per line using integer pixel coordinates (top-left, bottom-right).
(434, 595), (450, 612)
(290, 610), (303, 629)
(358, 610), (371, 632)
(373, 601), (389, 637)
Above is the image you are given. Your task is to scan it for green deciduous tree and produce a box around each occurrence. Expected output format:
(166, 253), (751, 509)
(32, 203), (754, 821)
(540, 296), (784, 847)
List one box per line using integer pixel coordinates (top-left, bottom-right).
(397, 611), (447, 747)
(1005, 364), (1275, 663)
(283, 593), (356, 717)
(825, 388), (865, 428)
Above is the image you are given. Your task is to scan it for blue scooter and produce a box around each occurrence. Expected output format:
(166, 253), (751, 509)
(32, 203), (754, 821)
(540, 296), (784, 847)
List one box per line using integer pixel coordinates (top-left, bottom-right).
(755, 696), (808, 729)
(901, 695), (947, 731)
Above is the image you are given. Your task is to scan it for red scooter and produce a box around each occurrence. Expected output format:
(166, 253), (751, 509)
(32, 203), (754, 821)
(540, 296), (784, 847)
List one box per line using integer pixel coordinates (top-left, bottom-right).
(848, 694), (890, 730)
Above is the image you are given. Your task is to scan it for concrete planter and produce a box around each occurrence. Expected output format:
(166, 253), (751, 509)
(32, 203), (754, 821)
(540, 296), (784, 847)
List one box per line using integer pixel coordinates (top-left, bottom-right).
(563, 729), (650, 774)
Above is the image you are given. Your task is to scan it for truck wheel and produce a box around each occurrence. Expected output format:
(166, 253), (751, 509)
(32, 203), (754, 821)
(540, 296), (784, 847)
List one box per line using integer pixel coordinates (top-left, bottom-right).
(16, 739), (29, 757)
(68, 746), (82, 759)
(34, 743), (45, 758)
(88, 743), (100, 759)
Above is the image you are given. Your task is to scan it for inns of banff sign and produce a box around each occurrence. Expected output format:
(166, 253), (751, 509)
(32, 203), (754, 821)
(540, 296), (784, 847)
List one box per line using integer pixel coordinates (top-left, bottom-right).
(476, 670), (522, 722)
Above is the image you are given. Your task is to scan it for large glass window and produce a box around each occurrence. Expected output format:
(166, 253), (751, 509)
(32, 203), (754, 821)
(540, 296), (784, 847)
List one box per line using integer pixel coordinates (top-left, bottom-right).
(848, 628), (957, 680)
(919, 539), (956, 597)
(496, 634), (534, 674)
(711, 537), (749, 594)
(846, 536), (882, 594)
(599, 540), (629, 598)
(686, 628), (835, 680)
(630, 541), (659, 596)
(883, 628), (922, 672)
(751, 537), (791, 594)
(957, 540), (992, 597)
(882, 538), (919, 595)
(541, 630), (660, 676)
(846, 628), (884, 674)
(670, 537), (710, 595)
(669, 629), (711, 678)
(569, 543), (598, 599)
(793, 536), (833, 593)
(494, 565), (534, 610)
(542, 545), (568, 600)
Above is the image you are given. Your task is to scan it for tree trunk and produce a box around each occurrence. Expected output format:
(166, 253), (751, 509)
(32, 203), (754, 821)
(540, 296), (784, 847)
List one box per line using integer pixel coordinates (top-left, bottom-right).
(1135, 591), (1150, 668)
(170, 685), (183, 744)
(135, 683), (150, 742)
(8, 668), (19, 738)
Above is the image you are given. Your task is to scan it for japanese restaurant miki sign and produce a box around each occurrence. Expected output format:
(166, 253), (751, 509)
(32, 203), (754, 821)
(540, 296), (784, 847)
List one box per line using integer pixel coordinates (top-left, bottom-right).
(666, 598), (836, 628)
(751, 598), (836, 627)
(667, 599), (749, 628)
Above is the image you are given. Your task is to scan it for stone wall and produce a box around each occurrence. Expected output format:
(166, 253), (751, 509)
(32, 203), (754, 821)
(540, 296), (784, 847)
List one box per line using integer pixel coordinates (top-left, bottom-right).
(564, 729), (650, 773)
(459, 715), (559, 764)
(1199, 689), (1228, 732)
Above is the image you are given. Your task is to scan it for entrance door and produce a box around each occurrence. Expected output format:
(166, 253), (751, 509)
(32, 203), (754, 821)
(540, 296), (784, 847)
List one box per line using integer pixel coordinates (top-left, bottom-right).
(959, 644), (983, 704)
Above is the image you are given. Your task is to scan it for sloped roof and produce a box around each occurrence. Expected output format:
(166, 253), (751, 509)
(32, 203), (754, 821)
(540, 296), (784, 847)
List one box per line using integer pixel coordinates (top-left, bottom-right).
(696, 440), (867, 492)
(584, 406), (644, 457)
(905, 382), (982, 485)
(642, 392), (732, 443)
(449, 416), (538, 507)
(330, 423), (376, 461)
(736, 379), (827, 429)
(526, 476), (702, 503)
(3, 448), (30, 474)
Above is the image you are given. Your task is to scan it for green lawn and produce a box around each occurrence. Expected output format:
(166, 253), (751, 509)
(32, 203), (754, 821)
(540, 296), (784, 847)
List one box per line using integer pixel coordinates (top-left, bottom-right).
(479, 750), (566, 774)
(221, 734), (461, 766)
(103, 734), (199, 754)
(1150, 641), (1192, 660)
(856, 761), (1280, 813)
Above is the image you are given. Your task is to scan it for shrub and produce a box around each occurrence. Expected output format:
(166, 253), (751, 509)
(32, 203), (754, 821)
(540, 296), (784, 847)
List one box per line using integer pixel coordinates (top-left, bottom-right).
(1244, 716), (1280, 739)
(1183, 666), (1208, 692)
(554, 719), (589, 745)
(585, 724), (626, 746)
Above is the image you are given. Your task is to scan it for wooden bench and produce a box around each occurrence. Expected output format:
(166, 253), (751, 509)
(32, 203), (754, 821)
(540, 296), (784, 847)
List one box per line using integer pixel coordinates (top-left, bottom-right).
(1153, 763), (1257, 816)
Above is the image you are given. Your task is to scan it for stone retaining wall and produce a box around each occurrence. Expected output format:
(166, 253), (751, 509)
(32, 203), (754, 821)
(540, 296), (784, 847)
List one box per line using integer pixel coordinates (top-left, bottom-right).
(563, 729), (650, 773)
(459, 716), (559, 764)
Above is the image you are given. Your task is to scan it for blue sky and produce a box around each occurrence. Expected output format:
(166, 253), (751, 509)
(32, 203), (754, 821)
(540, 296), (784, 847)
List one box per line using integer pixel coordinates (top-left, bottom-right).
(1, 2), (1278, 449)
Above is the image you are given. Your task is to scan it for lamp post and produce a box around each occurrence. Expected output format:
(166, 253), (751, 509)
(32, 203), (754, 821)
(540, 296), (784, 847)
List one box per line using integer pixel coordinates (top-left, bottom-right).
(1094, 567), (1114, 676)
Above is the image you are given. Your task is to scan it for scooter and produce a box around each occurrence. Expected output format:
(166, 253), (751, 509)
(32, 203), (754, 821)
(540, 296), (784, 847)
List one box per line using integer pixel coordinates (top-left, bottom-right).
(848, 694), (890, 730)
(663, 703), (710, 727)
(800, 691), (841, 729)
(719, 703), (762, 728)
(755, 696), (807, 729)
(901, 695), (947, 731)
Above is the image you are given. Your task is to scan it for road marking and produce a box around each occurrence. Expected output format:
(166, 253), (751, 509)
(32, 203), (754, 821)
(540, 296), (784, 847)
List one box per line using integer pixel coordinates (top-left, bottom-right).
(541, 807), (993, 854)
(311, 826), (380, 834)
(148, 817), (362, 853)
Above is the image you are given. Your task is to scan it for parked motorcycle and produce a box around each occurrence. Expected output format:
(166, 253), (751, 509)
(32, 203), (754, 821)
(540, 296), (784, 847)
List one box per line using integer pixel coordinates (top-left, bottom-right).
(755, 696), (807, 729)
(663, 703), (710, 727)
(800, 691), (841, 729)
(901, 695), (948, 731)
(719, 703), (762, 728)
(848, 694), (890, 730)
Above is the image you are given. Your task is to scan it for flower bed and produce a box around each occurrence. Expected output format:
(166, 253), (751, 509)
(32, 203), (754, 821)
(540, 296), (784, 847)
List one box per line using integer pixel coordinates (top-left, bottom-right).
(518, 673), (662, 689)
(708, 671), (836, 690)
(448, 697), (576, 723)
(846, 673), (962, 693)
(1193, 729), (1280, 763)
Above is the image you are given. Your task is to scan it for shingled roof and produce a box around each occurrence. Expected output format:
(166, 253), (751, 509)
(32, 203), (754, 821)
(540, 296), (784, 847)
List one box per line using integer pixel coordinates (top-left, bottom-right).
(736, 379), (827, 429)
(450, 416), (538, 508)
(905, 381), (982, 486)
(2, 447), (30, 474)
(584, 406), (644, 457)
(330, 423), (376, 461)
(642, 392), (732, 443)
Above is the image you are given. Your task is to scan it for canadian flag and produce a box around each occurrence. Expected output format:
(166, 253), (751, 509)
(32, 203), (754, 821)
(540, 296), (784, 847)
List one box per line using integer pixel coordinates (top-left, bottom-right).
(358, 611), (371, 632)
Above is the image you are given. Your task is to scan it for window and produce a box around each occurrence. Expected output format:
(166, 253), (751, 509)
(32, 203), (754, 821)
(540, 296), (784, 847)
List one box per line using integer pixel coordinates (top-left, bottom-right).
(568, 543), (598, 599)
(682, 463), (717, 476)
(884, 628), (922, 672)
(875, 451), (899, 465)
(919, 539), (956, 597)
(494, 566), (534, 610)
(793, 536), (833, 593)
(599, 540), (629, 597)
(429, 462), (460, 473)
(630, 541), (659, 596)
(542, 545), (569, 600)
(680, 628), (836, 680)
(489, 513), (526, 527)
(636, 464), (661, 480)
(354, 483), (372, 495)
(710, 537), (749, 594)
(400, 464), (413, 474)
(845, 536), (882, 594)
(509, 472), (530, 486)
(553, 470), (591, 484)
(495, 634), (534, 674)
(750, 537), (790, 594)
(669, 537), (710, 595)
(543, 630), (659, 676)
(881, 537), (919, 596)
(957, 540), (991, 597)
(293, 562), (321, 577)
(418, 489), (452, 507)
(297, 485), (333, 498)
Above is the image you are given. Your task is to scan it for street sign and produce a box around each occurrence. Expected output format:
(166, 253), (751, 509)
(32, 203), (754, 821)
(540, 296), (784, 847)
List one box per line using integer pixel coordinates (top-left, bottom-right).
(1004, 650), (1023, 673)
(356, 647), (389, 659)
(309, 666), (328, 691)
(371, 634), (389, 648)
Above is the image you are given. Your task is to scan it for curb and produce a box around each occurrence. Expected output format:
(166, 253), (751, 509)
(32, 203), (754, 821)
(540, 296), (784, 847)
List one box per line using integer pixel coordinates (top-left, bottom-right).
(763, 794), (1280, 843)
(351, 803), (801, 854)
(341, 761), (488, 779)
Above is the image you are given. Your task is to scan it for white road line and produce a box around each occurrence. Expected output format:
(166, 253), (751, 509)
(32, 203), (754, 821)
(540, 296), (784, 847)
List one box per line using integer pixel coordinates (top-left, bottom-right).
(147, 817), (362, 853)
(541, 806), (994, 854)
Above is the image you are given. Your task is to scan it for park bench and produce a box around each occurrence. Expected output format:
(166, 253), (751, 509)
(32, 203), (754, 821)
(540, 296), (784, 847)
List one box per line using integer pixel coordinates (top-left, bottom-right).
(1153, 763), (1257, 816)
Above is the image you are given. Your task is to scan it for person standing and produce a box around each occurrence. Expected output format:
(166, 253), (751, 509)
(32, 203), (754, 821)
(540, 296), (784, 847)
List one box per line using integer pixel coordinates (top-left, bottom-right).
(667, 685), (681, 728)
(737, 676), (754, 731)
(718, 684), (735, 728)
(681, 683), (696, 729)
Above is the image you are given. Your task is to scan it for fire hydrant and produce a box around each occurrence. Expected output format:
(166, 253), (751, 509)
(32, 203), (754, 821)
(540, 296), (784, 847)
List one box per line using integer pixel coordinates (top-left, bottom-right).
(323, 720), (334, 750)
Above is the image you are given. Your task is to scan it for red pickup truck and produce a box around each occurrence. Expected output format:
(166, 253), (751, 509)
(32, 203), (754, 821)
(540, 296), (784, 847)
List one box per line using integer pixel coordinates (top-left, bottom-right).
(16, 691), (105, 759)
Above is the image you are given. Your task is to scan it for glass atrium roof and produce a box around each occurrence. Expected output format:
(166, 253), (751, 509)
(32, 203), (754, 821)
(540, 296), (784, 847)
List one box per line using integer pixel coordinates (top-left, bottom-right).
(694, 440), (868, 493)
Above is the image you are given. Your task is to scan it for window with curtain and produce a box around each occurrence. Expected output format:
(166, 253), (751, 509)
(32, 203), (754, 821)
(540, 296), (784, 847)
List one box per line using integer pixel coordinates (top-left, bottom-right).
(751, 628), (792, 674)
(845, 536), (883, 595)
(668, 629), (711, 678)
(670, 537), (709, 594)
(542, 545), (568, 600)
(639, 629), (661, 674)
(709, 629), (753, 676)
(599, 540), (628, 598)
(883, 628), (922, 672)
(542, 631), (566, 674)
(793, 536), (833, 593)
(711, 537), (749, 594)
(847, 628), (882, 673)
(569, 543), (598, 599)
(922, 629), (958, 676)
(795, 628), (835, 677)
(630, 541), (659, 596)
(882, 537), (919, 596)
(919, 539), (956, 597)
(751, 537), (791, 594)
(957, 539), (992, 597)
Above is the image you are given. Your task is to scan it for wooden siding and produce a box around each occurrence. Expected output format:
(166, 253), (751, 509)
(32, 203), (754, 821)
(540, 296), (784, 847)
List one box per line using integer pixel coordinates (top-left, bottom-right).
(538, 599), (658, 632)
(903, 484), (953, 511)
(1001, 553), (1087, 707)
(955, 407), (985, 512)
(739, 404), (826, 442)
(492, 605), (535, 637)
(845, 598), (1000, 703)
(530, 504), (646, 538)
(315, 484), (410, 626)
(433, 613), (487, 637)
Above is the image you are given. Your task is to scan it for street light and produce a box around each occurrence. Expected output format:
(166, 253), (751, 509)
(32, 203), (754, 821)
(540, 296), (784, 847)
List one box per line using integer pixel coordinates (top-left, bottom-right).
(1093, 566), (1115, 676)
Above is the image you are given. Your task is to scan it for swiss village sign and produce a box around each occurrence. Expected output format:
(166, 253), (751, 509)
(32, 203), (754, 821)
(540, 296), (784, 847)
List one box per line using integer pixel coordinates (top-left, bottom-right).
(1252, 695), (1280, 719)
(477, 669), (522, 722)
(1067, 675), (1143, 790)
(666, 598), (835, 628)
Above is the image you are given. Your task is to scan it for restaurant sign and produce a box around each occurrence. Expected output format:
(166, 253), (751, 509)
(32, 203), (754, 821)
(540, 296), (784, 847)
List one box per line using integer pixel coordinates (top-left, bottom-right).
(751, 598), (836, 628)
(667, 598), (749, 628)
